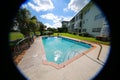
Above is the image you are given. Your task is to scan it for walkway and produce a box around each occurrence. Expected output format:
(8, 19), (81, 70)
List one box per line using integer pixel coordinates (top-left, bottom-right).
(17, 36), (110, 80)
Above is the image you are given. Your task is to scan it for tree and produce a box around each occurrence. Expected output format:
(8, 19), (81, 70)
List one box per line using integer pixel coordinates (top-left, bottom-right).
(15, 8), (31, 37)
(10, 18), (19, 32)
(29, 16), (38, 36)
(38, 21), (46, 36)
(47, 27), (57, 33)
(15, 8), (46, 37)
(57, 28), (63, 33)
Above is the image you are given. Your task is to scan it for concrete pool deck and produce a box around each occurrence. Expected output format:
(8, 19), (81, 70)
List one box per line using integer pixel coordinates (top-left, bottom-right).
(17, 36), (110, 80)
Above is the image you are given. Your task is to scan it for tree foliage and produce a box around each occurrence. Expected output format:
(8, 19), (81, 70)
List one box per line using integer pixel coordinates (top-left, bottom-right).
(29, 16), (38, 36)
(15, 8), (31, 37)
(38, 21), (46, 35)
(14, 8), (45, 37)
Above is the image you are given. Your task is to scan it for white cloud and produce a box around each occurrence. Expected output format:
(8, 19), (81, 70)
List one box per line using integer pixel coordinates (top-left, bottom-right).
(21, 4), (28, 8)
(64, 0), (90, 12)
(44, 23), (53, 28)
(63, 8), (68, 12)
(61, 16), (72, 21)
(44, 22), (61, 28)
(40, 13), (72, 28)
(40, 13), (57, 20)
(27, 0), (54, 12)
(53, 22), (62, 28)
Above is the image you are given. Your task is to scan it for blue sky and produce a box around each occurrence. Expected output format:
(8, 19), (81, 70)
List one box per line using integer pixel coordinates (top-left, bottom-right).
(21, 0), (90, 28)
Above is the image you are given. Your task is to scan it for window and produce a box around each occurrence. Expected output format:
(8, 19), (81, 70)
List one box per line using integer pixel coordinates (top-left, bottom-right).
(92, 28), (101, 32)
(84, 8), (90, 15)
(83, 20), (85, 24)
(94, 13), (104, 20)
(80, 21), (82, 27)
(79, 29), (81, 33)
(82, 29), (86, 32)
(79, 13), (83, 19)
(75, 14), (80, 21)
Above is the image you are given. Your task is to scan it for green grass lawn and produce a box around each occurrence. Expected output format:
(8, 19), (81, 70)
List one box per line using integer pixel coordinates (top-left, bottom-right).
(9, 32), (110, 45)
(9, 31), (40, 41)
(53, 33), (110, 45)
(35, 31), (40, 35)
(9, 32), (24, 41)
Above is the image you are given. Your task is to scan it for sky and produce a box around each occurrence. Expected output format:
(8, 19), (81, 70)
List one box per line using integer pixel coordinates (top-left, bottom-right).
(20, 0), (91, 28)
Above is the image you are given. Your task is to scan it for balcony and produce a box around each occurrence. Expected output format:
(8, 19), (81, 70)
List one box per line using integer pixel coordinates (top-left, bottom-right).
(74, 19), (80, 29)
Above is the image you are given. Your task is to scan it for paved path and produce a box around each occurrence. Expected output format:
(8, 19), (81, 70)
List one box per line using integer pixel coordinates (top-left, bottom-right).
(17, 37), (110, 80)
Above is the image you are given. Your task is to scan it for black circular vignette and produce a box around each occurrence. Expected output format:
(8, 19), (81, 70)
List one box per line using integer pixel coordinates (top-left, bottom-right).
(1, 0), (28, 80)
(0, 0), (118, 80)
(92, 0), (119, 80)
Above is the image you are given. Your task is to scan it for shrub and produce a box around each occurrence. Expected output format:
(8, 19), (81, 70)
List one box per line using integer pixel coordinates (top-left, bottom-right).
(96, 36), (110, 42)
(81, 32), (92, 37)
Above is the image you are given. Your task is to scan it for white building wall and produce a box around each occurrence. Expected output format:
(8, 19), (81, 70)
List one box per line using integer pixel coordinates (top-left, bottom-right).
(82, 4), (106, 37)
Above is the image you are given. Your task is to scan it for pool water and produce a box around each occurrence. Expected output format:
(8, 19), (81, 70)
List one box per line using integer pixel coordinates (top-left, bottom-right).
(42, 36), (92, 64)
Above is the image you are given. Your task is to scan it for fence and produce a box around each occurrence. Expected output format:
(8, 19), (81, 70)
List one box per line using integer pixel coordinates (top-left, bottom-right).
(10, 36), (34, 58)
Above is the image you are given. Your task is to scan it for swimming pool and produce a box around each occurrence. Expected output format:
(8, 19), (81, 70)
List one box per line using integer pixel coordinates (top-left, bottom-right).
(42, 36), (93, 65)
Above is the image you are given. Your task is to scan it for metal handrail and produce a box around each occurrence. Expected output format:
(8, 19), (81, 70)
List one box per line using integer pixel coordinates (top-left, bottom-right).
(97, 43), (102, 60)
(12, 36), (34, 57)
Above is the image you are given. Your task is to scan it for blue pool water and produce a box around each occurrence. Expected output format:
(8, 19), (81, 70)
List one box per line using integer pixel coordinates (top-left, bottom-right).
(42, 36), (92, 64)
